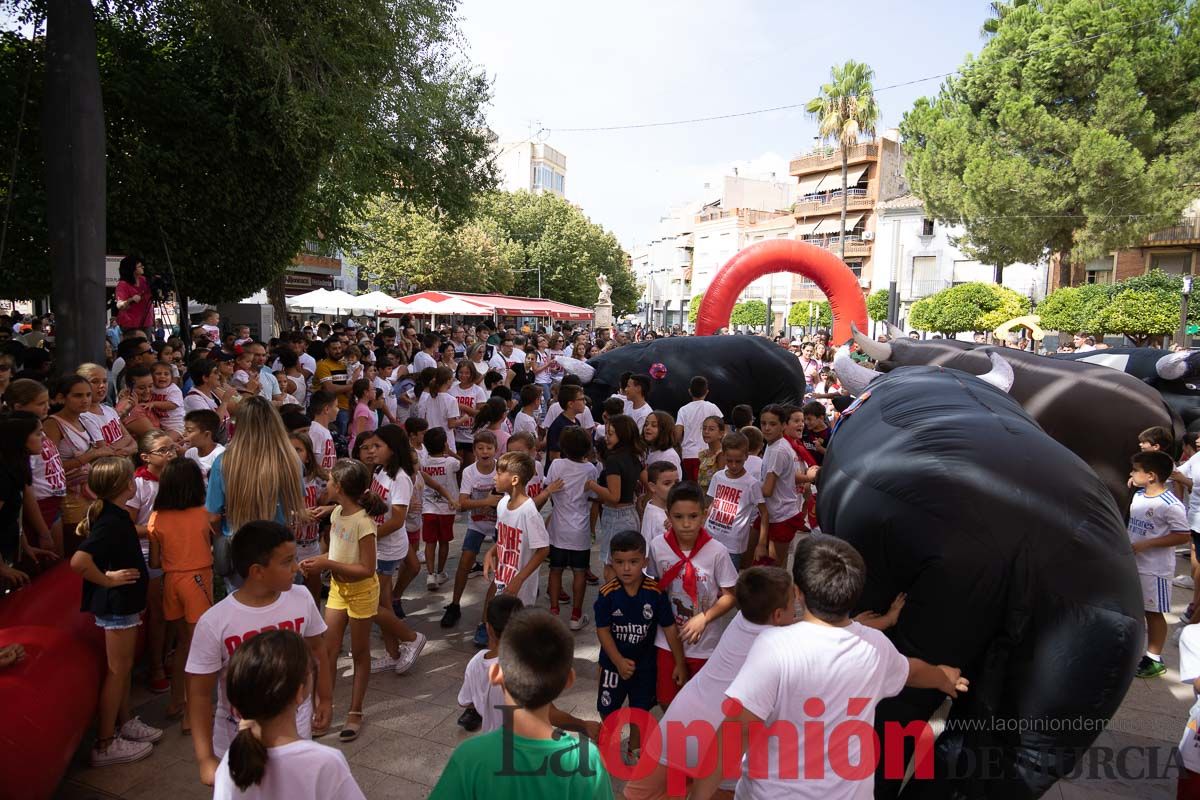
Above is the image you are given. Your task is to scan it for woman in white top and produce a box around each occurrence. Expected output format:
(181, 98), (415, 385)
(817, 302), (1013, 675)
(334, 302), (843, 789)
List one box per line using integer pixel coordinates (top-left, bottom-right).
(531, 335), (557, 409)
(45, 375), (114, 537)
(214, 629), (364, 800)
(466, 344), (489, 383)
(184, 359), (233, 437)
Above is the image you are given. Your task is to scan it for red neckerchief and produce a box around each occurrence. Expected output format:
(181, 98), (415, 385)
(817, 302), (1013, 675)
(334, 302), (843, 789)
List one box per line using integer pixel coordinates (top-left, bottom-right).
(135, 465), (159, 482)
(784, 435), (818, 468)
(659, 526), (714, 604)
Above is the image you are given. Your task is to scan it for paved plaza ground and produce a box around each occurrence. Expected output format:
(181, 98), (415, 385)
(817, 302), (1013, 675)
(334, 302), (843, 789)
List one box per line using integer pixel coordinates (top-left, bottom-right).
(58, 523), (1194, 799)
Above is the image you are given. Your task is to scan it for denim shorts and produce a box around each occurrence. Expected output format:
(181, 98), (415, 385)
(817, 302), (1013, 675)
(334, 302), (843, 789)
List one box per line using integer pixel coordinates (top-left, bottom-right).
(94, 612), (143, 630)
(463, 528), (489, 555)
(598, 505), (640, 565)
(376, 558), (401, 577)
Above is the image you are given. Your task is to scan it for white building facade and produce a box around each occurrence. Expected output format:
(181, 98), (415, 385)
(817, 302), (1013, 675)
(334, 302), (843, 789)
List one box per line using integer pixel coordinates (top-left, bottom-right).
(871, 195), (1048, 331)
(495, 141), (567, 197)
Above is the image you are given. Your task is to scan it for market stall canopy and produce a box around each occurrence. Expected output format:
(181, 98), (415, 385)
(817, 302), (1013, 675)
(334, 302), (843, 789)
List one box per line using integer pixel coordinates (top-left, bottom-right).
(347, 290), (405, 313)
(285, 288), (332, 308)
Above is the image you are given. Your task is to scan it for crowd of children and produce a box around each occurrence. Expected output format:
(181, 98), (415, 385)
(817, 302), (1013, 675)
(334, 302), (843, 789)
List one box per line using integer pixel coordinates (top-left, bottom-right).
(5, 320), (1196, 799)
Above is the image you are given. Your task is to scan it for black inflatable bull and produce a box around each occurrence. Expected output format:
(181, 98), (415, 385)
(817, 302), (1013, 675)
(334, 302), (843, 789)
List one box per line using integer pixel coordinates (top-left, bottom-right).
(570, 335), (809, 419)
(817, 363), (1142, 799)
(1052, 347), (1200, 432)
(847, 325), (1177, 510)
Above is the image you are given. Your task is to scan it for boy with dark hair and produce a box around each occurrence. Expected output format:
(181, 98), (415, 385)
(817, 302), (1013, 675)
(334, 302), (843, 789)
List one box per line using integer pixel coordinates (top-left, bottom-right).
(596, 530), (685, 761)
(308, 390), (338, 470)
(717, 537), (967, 798)
(624, 374), (653, 432)
(546, 426), (598, 626)
(800, 399), (830, 465)
(675, 376), (723, 482)
(646, 481), (738, 707)
(442, 431), (503, 628)
(705, 431), (767, 568)
(1139, 425), (1174, 453)
(626, 566), (795, 800)
(546, 384), (585, 465)
(513, 384), (542, 438)
(457, 594), (524, 732)
(185, 521), (331, 784)
(730, 404), (754, 430)
(1129, 450), (1191, 678)
(431, 610), (612, 798)
(182, 409), (224, 484)
(641, 461), (678, 541)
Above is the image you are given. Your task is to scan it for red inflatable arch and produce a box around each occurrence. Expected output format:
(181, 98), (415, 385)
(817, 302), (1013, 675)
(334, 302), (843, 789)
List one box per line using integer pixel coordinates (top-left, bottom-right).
(694, 239), (869, 344)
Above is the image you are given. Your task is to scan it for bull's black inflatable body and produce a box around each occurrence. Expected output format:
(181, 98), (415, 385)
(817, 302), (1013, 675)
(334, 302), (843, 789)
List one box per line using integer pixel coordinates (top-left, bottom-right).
(1053, 347), (1200, 432)
(818, 365), (1142, 799)
(581, 335), (808, 419)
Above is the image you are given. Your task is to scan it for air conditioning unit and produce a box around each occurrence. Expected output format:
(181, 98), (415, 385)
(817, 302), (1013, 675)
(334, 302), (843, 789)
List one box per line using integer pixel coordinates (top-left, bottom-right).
(862, 230), (875, 241)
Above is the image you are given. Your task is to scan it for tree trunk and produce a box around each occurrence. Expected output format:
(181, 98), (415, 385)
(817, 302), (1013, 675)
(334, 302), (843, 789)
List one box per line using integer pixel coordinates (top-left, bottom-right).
(44, 0), (106, 374)
(267, 273), (287, 337)
(839, 146), (848, 263)
(1057, 249), (1072, 289)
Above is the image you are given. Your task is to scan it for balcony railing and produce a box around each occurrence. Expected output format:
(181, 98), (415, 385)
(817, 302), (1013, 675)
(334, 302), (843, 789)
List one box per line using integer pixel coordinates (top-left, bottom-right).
(790, 142), (879, 174)
(793, 188), (873, 214)
(1147, 215), (1200, 244)
(799, 234), (873, 253)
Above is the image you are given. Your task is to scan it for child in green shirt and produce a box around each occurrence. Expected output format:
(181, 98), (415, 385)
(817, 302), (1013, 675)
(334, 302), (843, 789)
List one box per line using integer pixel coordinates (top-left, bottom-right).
(430, 609), (612, 799)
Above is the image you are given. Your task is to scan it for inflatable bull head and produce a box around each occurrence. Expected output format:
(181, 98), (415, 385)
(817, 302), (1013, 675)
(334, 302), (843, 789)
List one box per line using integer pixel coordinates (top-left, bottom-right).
(840, 324), (1177, 510)
(1057, 347), (1200, 432)
(818, 362), (1142, 799)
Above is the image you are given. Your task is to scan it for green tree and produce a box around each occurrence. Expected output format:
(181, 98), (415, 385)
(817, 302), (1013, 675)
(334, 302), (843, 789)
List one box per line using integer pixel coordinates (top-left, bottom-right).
(909, 282), (1029, 334)
(1094, 289), (1178, 346)
(866, 289), (889, 322)
(901, 0), (1200, 286)
(981, 0), (1031, 37)
(475, 191), (637, 314)
(356, 200), (517, 294)
(788, 300), (832, 328)
(730, 300), (768, 328)
(806, 60), (879, 263)
(687, 292), (704, 325)
(1035, 283), (1113, 334)
(0, 0), (494, 303)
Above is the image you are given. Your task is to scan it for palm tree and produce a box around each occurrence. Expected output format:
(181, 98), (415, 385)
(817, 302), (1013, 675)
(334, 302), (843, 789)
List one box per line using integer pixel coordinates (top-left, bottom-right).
(981, 0), (1029, 38)
(806, 61), (879, 263)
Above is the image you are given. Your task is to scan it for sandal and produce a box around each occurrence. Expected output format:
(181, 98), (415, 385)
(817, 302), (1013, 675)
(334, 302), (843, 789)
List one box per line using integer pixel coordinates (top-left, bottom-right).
(339, 711), (363, 743)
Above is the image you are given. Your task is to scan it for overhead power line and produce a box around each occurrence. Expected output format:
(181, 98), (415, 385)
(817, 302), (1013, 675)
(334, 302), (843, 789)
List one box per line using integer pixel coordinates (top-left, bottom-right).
(546, 11), (1175, 134)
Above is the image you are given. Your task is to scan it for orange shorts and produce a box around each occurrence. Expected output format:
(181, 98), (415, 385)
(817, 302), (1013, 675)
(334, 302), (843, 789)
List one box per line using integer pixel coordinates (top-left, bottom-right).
(162, 570), (213, 623)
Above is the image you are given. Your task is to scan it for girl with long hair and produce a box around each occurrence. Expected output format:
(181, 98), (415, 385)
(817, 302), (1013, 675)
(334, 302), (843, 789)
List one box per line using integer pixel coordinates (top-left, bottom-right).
(214, 630), (364, 798)
(298, 460), (387, 743)
(115, 255), (152, 335)
(472, 396), (511, 455)
(7, 379), (64, 555)
(207, 397), (306, 583)
(356, 427), (427, 674)
(415, 366), (463, 447)
(71, 456), (162, 766)
(289, 432), (332, 605)
(586, 414), (646, 582)
(450, 360), (488, 466)
(78, 364), (138, 458)
(347, 379), (376, 455)
(128, 429), (176, 693)
(46, 375), (114, 548)
(641, 409), (682, 476)
(0, 413), (54, 586)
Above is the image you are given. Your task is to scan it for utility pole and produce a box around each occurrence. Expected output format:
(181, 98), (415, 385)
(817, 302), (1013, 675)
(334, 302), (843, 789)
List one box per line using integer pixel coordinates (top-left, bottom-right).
(1180, 276), (1192, 347)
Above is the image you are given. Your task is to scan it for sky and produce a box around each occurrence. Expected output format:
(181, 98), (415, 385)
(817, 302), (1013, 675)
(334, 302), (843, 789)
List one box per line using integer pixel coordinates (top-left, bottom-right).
(457, 0), (992, 251)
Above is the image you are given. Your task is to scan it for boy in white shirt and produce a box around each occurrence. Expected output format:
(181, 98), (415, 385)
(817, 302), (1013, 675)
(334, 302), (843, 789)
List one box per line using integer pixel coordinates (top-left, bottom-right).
(640, 461), (677, 542)
(182, 409), (225, 484)
(705, 431), (767, 569)
(186, 521), (331, 785)
(420, 427), (460, 590)
(624, 374), (653, 432)
(714, 536), (967, 799)
(645, 481), (738, 708)
(624, 566), (794, 800)
(675, 376), (723, 482)
(442, 432), (502, 629)
(1128, 450), (1191, 679)
(757, 404), (808, 568)
(512, 384), (541, 439)
(740, 425), (765, 482)
(308, 391), (338, 471)
(481, 451), (550, 642)
(1177, 623), (1200, 796)
(544, 426), (599, 628)
(456, 594), (524, 733)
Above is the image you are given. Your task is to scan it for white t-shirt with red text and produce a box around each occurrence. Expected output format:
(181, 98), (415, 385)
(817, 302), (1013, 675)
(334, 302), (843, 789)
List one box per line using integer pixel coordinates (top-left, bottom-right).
(82, 405), (127, 447)
(449, 383), (488, 445)
(296, 474), (327, 549)
(705, 468), (765, 555)
(761, 438), (800, 523)
(494, 494), (549, 607)
(460, 463), (498, 537)
(185, 586), (327, 757)
(309, 421), (337, 471)
(421, 455), (460, 516)
(371, 468), (413, 561)
(646, 534), (737, 659)
(151, 383), (185, 434)
(30, 433), (66, 501)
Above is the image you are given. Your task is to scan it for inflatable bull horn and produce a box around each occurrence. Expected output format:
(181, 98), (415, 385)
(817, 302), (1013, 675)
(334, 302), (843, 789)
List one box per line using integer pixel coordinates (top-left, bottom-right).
(552, 354), (595, 384)
(1156, 350), (1193, 381)
(837, 344), (1013, 395)
(885, 320), (906, 340)
(851, 320), (893, 362)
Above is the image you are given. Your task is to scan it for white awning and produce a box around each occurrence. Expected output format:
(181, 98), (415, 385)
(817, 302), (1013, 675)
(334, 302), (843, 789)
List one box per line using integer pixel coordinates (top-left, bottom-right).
(843, 166), (868, 187)
(811, 217), (840, 235)
(840, 214), (865, 232)
(795, 221), (821, 236)
(795, 172), (829, 196)
(814, 171), (844, 192)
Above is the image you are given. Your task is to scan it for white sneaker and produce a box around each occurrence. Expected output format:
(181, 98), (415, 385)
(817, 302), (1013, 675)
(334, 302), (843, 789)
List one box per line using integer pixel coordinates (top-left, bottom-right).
(437, 571), (449, 586)
(370, 654), (399, 673)
(394, 631), (428, 674)
(1175, 574), (1196, 589)
(90, 736), (153, 767)
(426, 573), (440, 590)
(569, 614), (589, 632)
(417, 550), (426, 564)
(119, 716), (163, 744)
